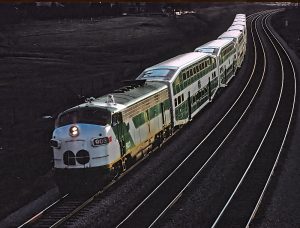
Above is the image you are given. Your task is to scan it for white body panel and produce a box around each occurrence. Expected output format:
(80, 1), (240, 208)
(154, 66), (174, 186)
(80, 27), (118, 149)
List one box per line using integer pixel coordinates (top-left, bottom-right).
(218, 30), (245, 68)
(195, 39), (236, 87)
(53, 124), (120, 169)
(137, 52), (217, 126)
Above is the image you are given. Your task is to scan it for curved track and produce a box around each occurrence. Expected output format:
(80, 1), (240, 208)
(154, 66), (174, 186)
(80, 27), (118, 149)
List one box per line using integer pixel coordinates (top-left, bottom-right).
(18, 9), (297, 228)
(116, 11), (276, 228)
(18, 11), (260, 228)
(211, 11), (296, 228)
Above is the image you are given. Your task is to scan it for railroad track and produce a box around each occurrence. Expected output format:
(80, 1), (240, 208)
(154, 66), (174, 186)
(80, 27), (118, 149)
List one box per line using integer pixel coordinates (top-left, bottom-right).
(18, 9), (295, 228)
(211, 10), (296, 228)
(18, 123), (181, 227)
(115, 10), (296, 228)
(17, 11), (259, 228)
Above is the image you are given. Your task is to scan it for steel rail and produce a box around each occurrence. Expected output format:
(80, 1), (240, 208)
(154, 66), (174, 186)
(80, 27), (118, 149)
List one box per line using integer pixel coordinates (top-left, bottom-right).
(147, 11), (271, 228)
(116, 11), (266, 228)
(18, 10), (272, 228)
(17, 194), (69, 228)
(245, 11), (297, 227)
(18, 112), (184, 227)
(211, 9), (294, 227)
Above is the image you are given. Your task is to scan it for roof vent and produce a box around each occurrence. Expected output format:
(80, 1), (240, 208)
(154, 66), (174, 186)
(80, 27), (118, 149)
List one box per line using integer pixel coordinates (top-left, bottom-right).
(85, 97), (95, 103)
(106, 94), (115, 104)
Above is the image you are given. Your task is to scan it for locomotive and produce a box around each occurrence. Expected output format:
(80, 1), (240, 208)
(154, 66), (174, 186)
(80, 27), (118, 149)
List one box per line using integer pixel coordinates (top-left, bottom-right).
(51, 14), (247, 193)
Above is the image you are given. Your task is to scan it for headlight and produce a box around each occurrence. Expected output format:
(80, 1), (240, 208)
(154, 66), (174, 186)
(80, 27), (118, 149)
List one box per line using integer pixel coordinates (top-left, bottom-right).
(69, 126), (79, 137)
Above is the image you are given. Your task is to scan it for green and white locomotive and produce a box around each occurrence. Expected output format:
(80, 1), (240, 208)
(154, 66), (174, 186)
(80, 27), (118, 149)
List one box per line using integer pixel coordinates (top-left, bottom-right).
(51, 80), (172, 192)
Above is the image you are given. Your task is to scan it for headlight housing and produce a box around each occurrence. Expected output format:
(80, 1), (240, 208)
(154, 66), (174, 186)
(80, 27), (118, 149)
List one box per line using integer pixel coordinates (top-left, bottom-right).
(69, 126), (79, 137)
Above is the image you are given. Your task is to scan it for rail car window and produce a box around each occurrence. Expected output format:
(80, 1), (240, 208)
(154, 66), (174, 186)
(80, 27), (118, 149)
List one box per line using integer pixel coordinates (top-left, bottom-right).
(57, 108), (111, 127)
(178, 95), (182, 104)
(140, 69), (176, 79)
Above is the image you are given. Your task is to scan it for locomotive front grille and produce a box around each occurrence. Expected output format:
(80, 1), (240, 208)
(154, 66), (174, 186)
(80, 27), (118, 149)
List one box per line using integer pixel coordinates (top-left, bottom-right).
(63, 150), (90, 165)
(63, 151), (76, 165)
(76, 150), (90, 165)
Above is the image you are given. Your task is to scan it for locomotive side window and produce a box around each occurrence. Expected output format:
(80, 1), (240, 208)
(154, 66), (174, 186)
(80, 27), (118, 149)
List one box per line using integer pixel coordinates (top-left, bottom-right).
(57, 108), (111, 127)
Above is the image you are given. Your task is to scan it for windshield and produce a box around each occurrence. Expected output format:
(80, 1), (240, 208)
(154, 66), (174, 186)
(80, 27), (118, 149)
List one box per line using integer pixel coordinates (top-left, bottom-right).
(139, 68), (176, 80)
(57, 107), (111, 127)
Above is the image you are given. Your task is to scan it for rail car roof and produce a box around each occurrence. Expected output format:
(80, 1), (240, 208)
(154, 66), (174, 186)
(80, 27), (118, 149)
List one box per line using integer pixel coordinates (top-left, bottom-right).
(137, 52), (210, 82)
(234, 18), (246, 22)
(235, 14), (246, 18)
(228, 25), (245, 32)
(65, 81), (167, 113)
(218, 30), (242, 40)
(194, 39), (233, 54)
(148, 52), (209, 68)
(232, 21), (246, 26)
(235, 16), (246, 20)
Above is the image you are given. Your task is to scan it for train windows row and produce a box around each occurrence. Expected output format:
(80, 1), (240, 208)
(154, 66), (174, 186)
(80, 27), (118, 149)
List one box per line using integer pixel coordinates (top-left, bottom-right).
(174, 93), (185, 107)
(220, 44), (235, 64)
(173, 57), (216, 95)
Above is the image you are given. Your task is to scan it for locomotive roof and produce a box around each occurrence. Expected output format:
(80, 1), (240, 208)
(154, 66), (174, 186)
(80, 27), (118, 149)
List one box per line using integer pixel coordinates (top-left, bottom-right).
(72, 81), (167, 113)
(136, 52), (210, 83)
(218, 30), (242, 39)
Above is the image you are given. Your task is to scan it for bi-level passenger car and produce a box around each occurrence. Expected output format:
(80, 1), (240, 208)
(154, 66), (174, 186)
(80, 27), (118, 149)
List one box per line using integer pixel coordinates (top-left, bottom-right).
(194, 39), (236, 87)
(137, 52), (217, 126)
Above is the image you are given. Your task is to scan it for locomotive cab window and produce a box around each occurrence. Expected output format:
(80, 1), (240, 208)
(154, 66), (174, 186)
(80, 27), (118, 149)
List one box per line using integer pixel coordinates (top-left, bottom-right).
(57, 107), (111, 127)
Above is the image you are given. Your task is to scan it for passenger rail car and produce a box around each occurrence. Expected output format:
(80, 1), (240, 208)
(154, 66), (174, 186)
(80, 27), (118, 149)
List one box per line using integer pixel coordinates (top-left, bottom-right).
(218, 30), (245, 68)
(137, 52), (217, 126)
(228, 24), (247, 38)
(228, 24), (247, 54)
(194, 39), (236, 87)
(51, 13), (247, 193)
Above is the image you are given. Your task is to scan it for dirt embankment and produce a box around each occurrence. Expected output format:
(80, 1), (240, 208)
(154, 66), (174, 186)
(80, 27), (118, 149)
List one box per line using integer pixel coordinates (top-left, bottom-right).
(0, 3), (272, 221)
(271, 7), (300, 58)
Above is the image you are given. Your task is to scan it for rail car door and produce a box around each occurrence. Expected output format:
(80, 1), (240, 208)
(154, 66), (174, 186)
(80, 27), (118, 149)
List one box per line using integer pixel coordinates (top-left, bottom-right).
(208, 78), (211, 101)
(160, 103), (165, 126)
(188, 92), (192, 120)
